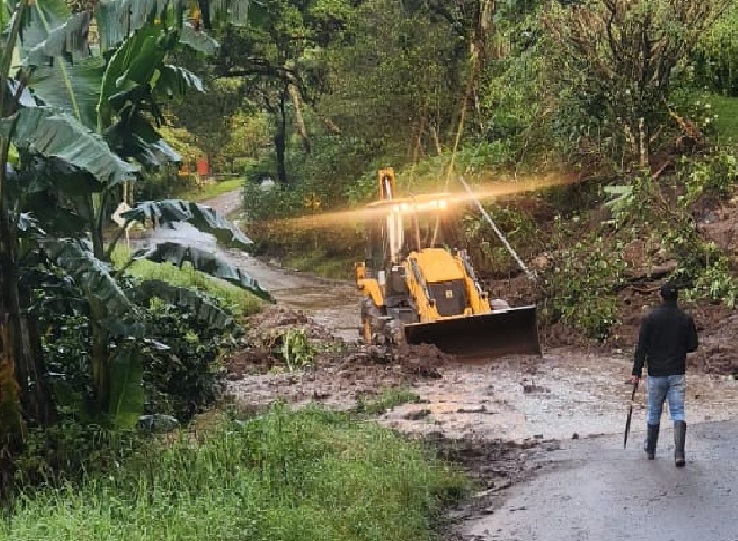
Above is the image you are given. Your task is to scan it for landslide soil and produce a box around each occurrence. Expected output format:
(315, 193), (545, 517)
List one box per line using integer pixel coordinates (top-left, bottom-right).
(196, 188), (738, 540)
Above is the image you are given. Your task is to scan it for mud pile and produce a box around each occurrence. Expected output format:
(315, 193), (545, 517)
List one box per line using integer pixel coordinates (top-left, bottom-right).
(246, 305), (336, 342)
(698, 311), (738, 375)
(224, 307), (458, 408)
(224, 306), (339, 378)
(540, 285), (738, 376)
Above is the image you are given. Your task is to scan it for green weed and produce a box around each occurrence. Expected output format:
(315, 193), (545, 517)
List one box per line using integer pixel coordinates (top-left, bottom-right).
(1, 405), (468, 541)
(283, 250), (356, 280)
(701, 93), (738, 141)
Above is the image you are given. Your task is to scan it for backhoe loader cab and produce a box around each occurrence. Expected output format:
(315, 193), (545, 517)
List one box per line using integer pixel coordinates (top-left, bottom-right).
(355, 167), (542, 359)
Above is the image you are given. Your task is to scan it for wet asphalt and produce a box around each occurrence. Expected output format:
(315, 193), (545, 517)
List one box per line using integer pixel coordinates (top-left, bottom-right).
(464, 420), (738, 541)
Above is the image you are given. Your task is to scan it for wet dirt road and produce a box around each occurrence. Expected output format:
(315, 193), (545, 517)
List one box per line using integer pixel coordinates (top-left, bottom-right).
(133, 190), (362, 342)
(465, 420), (738, 541)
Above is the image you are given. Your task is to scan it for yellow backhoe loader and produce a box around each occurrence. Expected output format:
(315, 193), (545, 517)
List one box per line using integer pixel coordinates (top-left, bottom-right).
(355, 167), (541, 359)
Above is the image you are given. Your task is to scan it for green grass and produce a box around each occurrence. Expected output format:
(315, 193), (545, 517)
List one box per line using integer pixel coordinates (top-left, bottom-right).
(111, 245), (263, 319)
(174, 177), (244, 203)
(1, 405), (468, 541)
(283, 250), (357, 280)
(701, 92), (738, 140)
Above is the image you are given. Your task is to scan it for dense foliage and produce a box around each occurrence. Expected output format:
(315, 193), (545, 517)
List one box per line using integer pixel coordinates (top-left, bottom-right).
(0, 0), (268, 486)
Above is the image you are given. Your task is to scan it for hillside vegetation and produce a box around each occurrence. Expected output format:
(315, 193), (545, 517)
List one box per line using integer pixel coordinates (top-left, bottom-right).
(163, 0), (738, 345)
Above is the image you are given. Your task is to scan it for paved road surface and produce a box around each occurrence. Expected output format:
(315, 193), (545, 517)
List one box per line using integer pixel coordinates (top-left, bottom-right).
(464, 420), (738, 541)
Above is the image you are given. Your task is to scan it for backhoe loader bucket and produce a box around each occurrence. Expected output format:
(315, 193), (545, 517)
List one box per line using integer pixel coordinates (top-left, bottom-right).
(403, 305), (541, 359)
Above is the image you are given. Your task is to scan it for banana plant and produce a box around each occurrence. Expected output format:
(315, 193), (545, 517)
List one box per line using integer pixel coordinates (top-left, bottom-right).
(0, 0), (266, 429)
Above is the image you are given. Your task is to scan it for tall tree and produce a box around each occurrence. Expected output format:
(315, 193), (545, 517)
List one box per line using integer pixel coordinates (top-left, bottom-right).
(212, 0), (352, 184)
(542, 0), (733, 169)
(315, 0), (464, 163)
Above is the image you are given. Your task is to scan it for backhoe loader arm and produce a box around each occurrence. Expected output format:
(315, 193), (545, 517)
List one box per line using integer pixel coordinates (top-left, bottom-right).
(355, 262), (384, 308)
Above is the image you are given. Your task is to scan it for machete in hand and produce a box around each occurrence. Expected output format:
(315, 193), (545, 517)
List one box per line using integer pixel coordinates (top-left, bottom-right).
(623, 381), (639, 449)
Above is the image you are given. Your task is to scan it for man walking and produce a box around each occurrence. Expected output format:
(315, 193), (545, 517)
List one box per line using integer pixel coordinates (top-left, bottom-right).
(631, 283), (698, 467)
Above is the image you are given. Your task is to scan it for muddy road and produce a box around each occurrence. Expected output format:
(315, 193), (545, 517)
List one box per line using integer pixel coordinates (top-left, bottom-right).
(139, 189), (738, 540)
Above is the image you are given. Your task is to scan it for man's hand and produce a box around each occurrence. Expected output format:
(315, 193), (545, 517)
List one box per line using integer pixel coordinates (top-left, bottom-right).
(631, 375), (640, 386)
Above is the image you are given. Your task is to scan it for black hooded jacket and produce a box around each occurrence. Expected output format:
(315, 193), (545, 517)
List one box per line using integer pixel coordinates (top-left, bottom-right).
(632, 300), (698, 378)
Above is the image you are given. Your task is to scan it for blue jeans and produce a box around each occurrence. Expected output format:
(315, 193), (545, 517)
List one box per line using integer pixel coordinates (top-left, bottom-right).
(646, 374), (686, 425)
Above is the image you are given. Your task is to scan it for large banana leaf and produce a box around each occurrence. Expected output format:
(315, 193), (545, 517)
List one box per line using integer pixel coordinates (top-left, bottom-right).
(95, 0), (254, 51)
(24, 192), (88, 235)
(42, 238), (137, 315)
(24, 55), (104, 130)
(11, 1), (100, 126)
(121, 199), (253, 250)
(96, 24), (206, 166)
(179, 21), (218, 55)
(97, 23), (167, 129)
(95, 0), (180, 51)
(0, 106), (139, 185)
(104, 109), (181, 168)
(23, 10), (90, 65)
(2, 0), (70, 45)
(133, 278), (237, 329)
(154, 64), (206, 98)
(132, 242), (274, 301)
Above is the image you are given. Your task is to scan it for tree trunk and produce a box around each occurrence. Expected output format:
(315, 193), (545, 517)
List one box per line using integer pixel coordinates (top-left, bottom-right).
(90, 313), (110, 416)
(287, 83), (310, 154)
(19, 302), (56, 426)
(88, 194), (113, 419)
(274, 88), (288, 185)
(638, 116), (649, 169)
(430, 123), (442, 155)
(0, 249), (24, 446)
(197, 0), (212, 30)
(0, 215), (56, 430)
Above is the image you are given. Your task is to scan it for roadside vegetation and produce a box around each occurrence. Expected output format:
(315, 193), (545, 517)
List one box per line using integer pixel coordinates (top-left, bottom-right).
(173, 177), (244, 203)
(2, 405), (468, 541)
(111, 245), (264, 320)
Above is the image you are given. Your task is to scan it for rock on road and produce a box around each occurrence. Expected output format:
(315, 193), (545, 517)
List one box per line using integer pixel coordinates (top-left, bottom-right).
(139, 189), (738, 541)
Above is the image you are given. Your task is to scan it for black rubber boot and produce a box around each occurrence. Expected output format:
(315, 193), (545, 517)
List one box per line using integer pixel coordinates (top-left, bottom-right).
(674, 421), (686, 467)
(645, 424), (659, 460)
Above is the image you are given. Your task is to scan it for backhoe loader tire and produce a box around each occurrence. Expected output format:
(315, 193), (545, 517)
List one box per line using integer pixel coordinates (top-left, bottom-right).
(360, 299), (384, 345)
